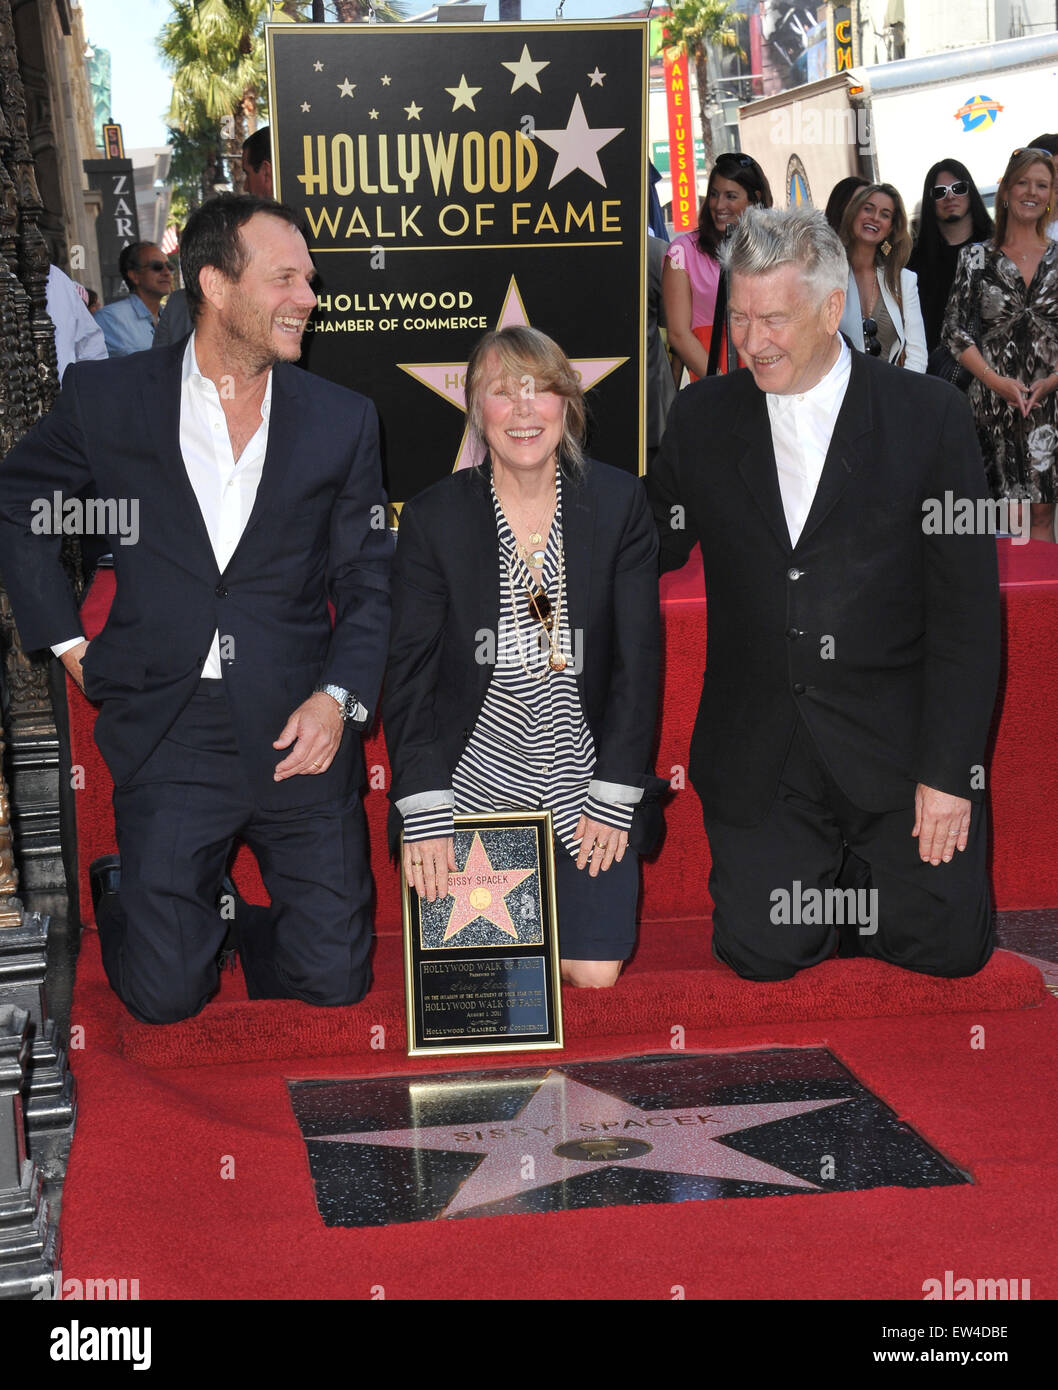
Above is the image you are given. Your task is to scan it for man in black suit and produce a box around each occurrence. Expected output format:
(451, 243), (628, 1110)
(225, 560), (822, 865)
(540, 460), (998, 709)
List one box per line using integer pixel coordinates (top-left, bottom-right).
(0, 196), (391, 1023)
(647, 206), (1000, 981)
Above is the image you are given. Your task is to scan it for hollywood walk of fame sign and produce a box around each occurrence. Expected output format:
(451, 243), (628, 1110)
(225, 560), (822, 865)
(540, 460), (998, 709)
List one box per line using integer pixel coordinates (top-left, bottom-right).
(267, 21), (648, 509)
(401, 812), (562, 1056)
(288, 1051), (969, 1228)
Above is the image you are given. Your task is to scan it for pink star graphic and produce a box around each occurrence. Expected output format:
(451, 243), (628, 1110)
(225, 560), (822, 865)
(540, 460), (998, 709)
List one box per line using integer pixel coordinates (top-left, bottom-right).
(316, 1072), (853, 1218)
(533, 95), (623, 189)
(440, 831), (536, 943)
(397, 275), (627, 471)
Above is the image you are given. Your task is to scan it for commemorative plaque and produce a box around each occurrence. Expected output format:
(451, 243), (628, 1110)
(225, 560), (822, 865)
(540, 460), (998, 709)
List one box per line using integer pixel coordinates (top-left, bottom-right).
(402, 811), (562, 1057)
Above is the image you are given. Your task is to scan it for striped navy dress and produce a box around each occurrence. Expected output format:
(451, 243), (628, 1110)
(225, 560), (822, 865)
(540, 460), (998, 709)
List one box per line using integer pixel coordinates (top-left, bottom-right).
(399, 470), (639, 853)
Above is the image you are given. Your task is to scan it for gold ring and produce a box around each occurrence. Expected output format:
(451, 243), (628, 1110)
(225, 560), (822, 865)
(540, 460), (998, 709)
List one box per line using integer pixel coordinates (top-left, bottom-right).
(411, 858), (423, 866)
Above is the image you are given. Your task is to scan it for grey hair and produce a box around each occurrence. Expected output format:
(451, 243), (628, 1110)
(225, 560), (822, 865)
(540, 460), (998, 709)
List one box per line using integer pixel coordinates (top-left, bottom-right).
(719, 205), (849, 301)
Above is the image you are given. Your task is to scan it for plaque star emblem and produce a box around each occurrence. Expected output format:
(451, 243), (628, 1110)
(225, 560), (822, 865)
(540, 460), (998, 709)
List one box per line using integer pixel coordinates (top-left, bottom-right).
(337, 78), (356, 98)
(439, 831), (535, 943)
(446, 74), (482, 112)
(534, 95), (623, 189)
(588, 67), (606, 86)
(300, 102), (311, 114)
(405, 101), (422, 120)
(398, 276), (628, 472)
(313, 60), (324, 73)
(380, 74), (392, 85)
(316, 1073), (852, 1218)
(369, 109), (379, 120)
(501, 43), (550, 93)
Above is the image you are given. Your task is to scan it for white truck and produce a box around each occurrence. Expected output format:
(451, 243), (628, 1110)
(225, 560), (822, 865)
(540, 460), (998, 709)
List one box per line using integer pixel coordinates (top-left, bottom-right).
(737, 29), (1058, 220)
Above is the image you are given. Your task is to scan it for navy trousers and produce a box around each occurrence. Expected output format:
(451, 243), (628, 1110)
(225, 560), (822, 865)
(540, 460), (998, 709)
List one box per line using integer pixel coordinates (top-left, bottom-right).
(97, 682), (374, 1024)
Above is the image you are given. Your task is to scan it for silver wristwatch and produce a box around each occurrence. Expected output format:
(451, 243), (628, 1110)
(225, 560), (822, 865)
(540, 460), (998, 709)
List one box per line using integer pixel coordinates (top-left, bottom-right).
(314, 683), (369, 729)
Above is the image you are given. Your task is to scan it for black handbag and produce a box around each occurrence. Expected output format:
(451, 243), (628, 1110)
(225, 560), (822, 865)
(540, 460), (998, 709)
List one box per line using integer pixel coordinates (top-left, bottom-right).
(927, 263), (982, 393)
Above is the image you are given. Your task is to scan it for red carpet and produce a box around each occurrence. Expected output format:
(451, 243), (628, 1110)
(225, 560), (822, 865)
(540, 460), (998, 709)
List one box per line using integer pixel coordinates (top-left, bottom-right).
(59, 928), (1058, 1301)
(103, 926), (1045, 1069)
(66, 537), (1058, 933)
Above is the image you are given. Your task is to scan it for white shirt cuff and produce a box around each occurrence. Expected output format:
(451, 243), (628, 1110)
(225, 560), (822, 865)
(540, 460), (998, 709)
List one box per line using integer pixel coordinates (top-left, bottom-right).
(588, 778), (644, 805)
(52, 636), (86, 658)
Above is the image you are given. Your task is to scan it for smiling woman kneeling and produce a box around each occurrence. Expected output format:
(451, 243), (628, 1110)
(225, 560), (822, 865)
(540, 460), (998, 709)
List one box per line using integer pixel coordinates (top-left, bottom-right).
(383, 326), (665, 988)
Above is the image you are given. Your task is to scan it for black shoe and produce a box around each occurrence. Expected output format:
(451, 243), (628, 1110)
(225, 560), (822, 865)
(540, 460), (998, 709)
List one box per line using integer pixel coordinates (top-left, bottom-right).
(89, 854), (121, 912)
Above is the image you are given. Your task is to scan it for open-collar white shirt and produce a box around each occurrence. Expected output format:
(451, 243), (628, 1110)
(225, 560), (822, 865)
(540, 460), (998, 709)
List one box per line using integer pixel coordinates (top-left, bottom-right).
(180, 333), (272, 678)
(766, 335), (851, 547)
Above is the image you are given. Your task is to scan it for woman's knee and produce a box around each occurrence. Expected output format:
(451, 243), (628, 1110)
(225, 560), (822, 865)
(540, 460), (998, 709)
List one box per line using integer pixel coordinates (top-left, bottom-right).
(561, 958), (623, 989)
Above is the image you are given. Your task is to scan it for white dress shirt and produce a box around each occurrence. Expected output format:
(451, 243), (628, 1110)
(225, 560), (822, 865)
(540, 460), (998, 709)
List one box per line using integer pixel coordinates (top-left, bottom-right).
(766, 335), (851, 547)
(180, 335), (272, 678)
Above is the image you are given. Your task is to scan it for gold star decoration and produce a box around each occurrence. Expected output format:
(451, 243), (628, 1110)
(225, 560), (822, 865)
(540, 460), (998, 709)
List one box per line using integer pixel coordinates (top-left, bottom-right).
(588, 67), (606, 86)
(313, 60), (324, 73)
(300, 102), (311, 113)
(337, 78), (356, 98)
(369, 109), (379, 120)
(405, 100), (422, 120)
(501, 43), (549, 94)
(445, 74), (482, 113)
(380, 74), (392, 85)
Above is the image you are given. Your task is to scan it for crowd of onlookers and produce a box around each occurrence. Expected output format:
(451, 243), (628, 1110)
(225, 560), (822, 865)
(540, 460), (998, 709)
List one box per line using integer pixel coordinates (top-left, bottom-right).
(657, 137), (1058, 541)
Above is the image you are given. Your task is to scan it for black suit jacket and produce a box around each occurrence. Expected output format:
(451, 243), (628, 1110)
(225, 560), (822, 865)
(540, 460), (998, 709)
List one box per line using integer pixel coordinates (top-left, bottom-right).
(382, 457), (666, 853)
(0, 340), (391, 811)
(646, 348), (1001, 826)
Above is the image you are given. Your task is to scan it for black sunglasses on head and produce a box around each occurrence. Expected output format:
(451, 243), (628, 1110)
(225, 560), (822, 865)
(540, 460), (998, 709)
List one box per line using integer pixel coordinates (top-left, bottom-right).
(862, 317), (881, 357)
(931, 181), (969, 200)
(715, 153), (755, 171)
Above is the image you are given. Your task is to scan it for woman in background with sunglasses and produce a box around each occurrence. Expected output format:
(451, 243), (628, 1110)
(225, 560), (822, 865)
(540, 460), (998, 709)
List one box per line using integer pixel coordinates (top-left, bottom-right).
(662, 152), (772, 382)
(944, 147), (1058, 541)
(907, 159), (994, 356)
(383, 326), (665, 988)
(838, 183), (927, 371)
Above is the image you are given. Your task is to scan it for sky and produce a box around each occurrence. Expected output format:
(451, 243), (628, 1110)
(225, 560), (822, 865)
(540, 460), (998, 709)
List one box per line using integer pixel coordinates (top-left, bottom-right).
(77, 0), (649, 153)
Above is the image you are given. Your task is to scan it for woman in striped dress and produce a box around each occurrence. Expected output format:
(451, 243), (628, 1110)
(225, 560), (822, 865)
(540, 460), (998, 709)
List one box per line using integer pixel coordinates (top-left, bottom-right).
(383, 326), (665, 988)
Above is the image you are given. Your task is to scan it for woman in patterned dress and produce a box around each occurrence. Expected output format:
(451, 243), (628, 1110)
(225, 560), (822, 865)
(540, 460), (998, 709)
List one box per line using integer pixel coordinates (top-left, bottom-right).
(383, 327), (665, 988)
(943, 147), (1058, 540)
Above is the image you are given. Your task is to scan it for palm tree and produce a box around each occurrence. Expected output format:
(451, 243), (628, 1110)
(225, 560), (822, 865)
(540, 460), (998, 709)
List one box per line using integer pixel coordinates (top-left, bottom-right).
(159, 0), (269, 207)
(662, 0), (741, 170)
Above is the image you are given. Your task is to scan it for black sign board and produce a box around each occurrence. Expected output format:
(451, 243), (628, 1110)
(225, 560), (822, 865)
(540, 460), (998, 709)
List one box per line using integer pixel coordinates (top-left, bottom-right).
(267, 21), (648, 509)
(83, 158), (141, 304)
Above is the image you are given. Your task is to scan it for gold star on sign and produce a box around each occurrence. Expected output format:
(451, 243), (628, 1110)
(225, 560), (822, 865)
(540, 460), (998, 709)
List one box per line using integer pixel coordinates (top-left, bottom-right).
(405, 101), (422, 120)
(300, 102), (311, 113)
(502, 43), (549, 93)
(380, 74), (392, 85)
(337, 78), (356, 98)
(588, 67), (606, 86)
(313, 60), (324, 72)
(446, 74), (482, 112)
(369, 109), (379, 120)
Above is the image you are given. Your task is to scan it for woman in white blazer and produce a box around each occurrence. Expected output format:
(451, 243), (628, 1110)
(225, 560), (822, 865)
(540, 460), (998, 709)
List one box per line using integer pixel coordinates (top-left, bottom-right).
(838, 182), (927, 372)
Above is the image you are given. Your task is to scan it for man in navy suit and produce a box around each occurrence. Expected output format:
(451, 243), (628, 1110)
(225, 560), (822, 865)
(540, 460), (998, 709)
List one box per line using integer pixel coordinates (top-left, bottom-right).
(0, 196), (391, 1023)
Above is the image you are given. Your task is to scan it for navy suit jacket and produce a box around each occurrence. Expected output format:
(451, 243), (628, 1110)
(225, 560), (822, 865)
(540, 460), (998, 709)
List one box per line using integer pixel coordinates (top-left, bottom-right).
(0, 339), (391, 810)
(382, 457), (667, 855)
(646, 349), (1001, 826)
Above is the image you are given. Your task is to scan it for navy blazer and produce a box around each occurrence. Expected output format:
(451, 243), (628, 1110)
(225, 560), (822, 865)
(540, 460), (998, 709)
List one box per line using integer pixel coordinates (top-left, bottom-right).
(382, 457), (666, 854)
(646, 348), (1001, 826)
(0, 339), (391, 810)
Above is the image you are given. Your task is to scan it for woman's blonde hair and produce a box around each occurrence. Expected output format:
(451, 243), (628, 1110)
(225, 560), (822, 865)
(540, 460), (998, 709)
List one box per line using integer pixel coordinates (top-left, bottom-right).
(992, 148), (1055, 247)
(464, 326), (587, 476)
(839, 182), (913, 299)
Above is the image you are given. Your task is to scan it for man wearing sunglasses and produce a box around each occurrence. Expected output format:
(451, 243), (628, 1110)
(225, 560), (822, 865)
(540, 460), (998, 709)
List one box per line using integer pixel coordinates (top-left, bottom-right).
(94, 242), (173, 358)
(908, 160), (993, 355)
